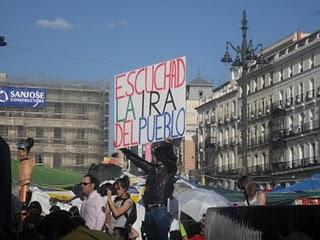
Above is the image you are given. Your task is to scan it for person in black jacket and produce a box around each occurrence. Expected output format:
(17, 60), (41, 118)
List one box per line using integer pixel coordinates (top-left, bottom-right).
(0, 136), (12, 235)
(120, 140), (177, 240)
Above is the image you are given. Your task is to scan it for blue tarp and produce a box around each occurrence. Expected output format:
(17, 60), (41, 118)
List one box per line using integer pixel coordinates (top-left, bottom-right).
(274, 173), (320, 192)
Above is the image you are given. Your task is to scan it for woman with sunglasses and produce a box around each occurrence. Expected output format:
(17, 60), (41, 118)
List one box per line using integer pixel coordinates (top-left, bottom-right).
(107, 176), (135, 236)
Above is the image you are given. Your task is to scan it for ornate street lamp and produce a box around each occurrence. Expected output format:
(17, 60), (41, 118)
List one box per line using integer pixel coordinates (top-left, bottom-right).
(0, 35), (7, 47)
(221, 10), (265, 173)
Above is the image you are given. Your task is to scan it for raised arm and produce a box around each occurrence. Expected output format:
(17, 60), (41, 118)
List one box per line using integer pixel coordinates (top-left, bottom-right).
(120, 148), (156, 174)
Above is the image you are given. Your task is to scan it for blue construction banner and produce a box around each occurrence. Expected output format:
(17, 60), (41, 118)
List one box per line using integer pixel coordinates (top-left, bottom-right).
(0, 86), (47, 108)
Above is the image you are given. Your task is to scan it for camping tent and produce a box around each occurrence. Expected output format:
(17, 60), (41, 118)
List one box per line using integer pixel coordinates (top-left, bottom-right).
(274, 173), (320, 192)
(11, 160), (83, 189)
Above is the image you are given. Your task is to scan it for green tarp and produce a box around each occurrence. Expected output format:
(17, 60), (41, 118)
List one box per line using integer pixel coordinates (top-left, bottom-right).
(11, 160), (83, 189)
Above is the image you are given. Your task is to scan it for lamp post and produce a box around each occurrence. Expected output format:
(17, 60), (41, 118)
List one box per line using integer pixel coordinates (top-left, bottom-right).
(221, 10), (265, 174)
(0, 35), (7, 47)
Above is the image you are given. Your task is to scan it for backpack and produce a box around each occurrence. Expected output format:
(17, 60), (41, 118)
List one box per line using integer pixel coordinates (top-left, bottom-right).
(114, 196), (137, 230)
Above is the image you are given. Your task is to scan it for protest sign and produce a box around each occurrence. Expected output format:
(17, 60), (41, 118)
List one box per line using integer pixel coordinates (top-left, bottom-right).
(114, 56), (186, 148)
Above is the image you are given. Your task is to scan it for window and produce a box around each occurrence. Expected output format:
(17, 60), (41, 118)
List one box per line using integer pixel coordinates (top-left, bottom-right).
(198, 90), (203, 98)
(269, 72), (274, 86)
(289, 65), (293, 77)
(279, 90), (283, 101)
(307, 79), (314, 99)
(231, 101), (236, 115)
(0, 125), (8, 136)
(225, 103), (229, 116)
(287, 147), (293, 168)
(75, 154), (84, 165)
(261, 75), (265, 89)
(309, 110), (314, 130)
(254, 125), (258, 143)
(299, 59), (304, 73)
(36, 153), (43, 165)
(18, 126), (26, 138)
(288, 116), (293, 135)
(224, 129), (229, 144)
(36, 127), (43, 138)
(260, 98), (265, 113)
(286, 86), (293, 106)
(253, 79), (257, 92)
(53, 128), (62, 143)
(261, 123), (265, 138)
(310, 143), (316, 162)
(78, 104), (85, 115)
(53, 153), (61, 168)
(261, 153), (266, 169)
(297, 82), (304, 102)
(310, 54), (315, 68)
(298, 113), (305, 131)
(76, 129), (85, 140)
(54, 102), (62, 114)
(231, 127), (236, 139)
(279, 69), (283, 81)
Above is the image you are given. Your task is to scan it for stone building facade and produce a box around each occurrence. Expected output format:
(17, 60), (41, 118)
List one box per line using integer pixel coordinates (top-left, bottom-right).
(197, 30), (320, 188)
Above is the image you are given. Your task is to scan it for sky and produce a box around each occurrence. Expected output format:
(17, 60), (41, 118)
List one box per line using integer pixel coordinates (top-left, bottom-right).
(0, 0), (319, 152)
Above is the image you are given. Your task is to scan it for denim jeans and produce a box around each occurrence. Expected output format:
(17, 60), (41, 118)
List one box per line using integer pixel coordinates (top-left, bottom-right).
(145, 206), (170, 240)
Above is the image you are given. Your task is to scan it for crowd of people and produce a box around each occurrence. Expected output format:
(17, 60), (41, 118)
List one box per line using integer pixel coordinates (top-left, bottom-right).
(1, 176), (137, 240)
(2, 174), (204, 240)
(1, 135), (270, 240)
(1, 137), (206, 240)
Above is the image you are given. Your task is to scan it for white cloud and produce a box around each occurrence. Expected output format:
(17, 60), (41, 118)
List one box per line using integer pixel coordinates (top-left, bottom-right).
(36, 18), (74, 30)
(107, 19), (127, 29)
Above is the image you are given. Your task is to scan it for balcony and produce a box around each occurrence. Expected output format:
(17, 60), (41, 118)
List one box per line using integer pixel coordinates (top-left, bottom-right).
(229, 137), (237, 147)
(205, 137), (217, 149)
(230, 112), (237, 121)
(214, 163), (239, 176)
(210, 116), (217, 125)
(247, 164), (269, 176)
(271, 100), (286, 113)
(217, 117), (224, 126)
(283, 120), (320, 137)
(295, 93), (304, 105)
(285, 98), (294, 108)
(216, 141), (223, 149)
(272, 156), (320, 173)
(305, 90), (315, 102)
(224, 115), (230, 123)
(250, 111), (256, 120)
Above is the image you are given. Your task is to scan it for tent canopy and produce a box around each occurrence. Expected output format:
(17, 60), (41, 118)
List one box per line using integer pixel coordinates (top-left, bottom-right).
(274, 173), (320, 193)
(203, 185), (320, 205)
(11, 160), (83, 189)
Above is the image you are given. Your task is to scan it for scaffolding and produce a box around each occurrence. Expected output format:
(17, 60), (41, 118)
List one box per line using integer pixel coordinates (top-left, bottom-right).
(0, 77), (109, 173)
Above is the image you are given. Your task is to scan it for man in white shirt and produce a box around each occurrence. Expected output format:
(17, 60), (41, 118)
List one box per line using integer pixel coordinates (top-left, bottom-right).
(80, 174), (106, 230)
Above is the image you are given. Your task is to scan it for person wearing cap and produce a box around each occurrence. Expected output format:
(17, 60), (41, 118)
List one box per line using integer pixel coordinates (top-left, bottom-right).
(17, 138), (35, 204)
(120, 139), (178, 240)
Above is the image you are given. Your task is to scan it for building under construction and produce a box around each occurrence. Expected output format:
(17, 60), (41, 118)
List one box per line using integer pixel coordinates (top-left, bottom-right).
(0, 74), (109, 173)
